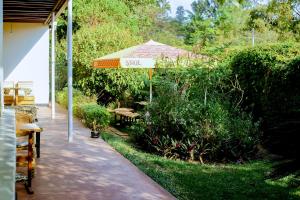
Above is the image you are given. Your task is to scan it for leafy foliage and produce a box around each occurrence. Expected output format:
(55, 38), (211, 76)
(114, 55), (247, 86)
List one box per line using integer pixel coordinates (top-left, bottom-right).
(56, 88), (96, 118)
(56, 0), (176, 105)
(230, 42), (300, 122)
(56, 89), (110, 130)
(80, 103), (111, 130)
(131, 66), (260, 162)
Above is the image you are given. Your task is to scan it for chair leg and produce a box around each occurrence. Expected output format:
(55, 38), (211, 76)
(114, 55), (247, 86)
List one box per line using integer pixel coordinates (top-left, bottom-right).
(26, 132), (34, 194)
(36, 132), (40, 158)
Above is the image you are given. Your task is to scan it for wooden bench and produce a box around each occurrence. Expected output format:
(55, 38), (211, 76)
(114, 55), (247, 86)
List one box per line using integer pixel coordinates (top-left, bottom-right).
(115, 110), (140, 124)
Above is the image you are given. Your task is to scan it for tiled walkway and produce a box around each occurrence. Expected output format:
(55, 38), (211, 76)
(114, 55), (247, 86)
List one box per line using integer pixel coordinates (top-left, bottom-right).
(17, 105), (175, 200)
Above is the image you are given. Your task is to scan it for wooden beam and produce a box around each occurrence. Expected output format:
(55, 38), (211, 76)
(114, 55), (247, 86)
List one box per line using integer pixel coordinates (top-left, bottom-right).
(44, 0), (66, 24)
(3, 0), (67, 23)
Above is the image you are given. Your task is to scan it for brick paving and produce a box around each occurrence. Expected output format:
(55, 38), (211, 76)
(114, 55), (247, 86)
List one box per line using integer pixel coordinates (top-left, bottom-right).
(17, 105), (175, 200)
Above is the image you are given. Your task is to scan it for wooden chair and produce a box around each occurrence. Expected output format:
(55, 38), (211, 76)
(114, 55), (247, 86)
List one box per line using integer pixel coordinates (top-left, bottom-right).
(16, 81), (35, 106)
(15, 112), (43, 194)
(3, 81), (15, 106)
(15, 112), (41, 157)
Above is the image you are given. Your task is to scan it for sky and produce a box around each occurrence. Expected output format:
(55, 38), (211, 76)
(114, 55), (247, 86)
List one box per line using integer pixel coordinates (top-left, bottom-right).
(169, 0), (194, 17)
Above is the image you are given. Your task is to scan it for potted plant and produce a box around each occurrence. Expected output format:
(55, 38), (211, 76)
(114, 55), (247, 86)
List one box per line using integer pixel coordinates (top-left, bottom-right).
(91, 119), (100, 138)
(81, 103), (111, 139)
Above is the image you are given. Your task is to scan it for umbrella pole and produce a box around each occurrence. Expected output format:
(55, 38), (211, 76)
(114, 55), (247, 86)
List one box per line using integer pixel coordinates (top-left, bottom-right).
(149, 68), (153, 103)
(150, 81), (152, 103)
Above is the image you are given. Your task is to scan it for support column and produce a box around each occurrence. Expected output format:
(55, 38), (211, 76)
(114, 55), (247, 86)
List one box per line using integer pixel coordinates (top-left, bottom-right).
(67, 0), (73, 142)
(0, 0), (3, 114)
(51, 12), (56, 119)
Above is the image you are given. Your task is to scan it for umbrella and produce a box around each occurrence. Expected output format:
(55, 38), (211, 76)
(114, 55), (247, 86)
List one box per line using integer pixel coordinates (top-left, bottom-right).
(92, 40), (196, 102)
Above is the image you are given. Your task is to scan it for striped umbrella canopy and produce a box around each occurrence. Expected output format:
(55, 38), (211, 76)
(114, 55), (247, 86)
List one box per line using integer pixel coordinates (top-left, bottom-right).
(92, 40), (197, 102)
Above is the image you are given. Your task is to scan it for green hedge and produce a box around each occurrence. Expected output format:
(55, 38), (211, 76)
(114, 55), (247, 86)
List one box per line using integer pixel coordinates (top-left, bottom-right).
(56, 88), (96, 117)
(56, 88), (110, 129)
(230, 42), (300, 123)
(80, 103), (110, 129)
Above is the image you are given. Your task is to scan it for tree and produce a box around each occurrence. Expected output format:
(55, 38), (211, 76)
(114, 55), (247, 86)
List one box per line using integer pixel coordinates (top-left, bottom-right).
(183, 0), (219, 46)
(56, 0), (181, 104)
(176, 6), (186, 24)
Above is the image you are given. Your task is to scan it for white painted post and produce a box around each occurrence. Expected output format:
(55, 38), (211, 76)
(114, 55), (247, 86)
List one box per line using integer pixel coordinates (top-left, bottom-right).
(0, 0), (3, 115)
(67, 0), (73, 142)
(51, 12), (56, 119)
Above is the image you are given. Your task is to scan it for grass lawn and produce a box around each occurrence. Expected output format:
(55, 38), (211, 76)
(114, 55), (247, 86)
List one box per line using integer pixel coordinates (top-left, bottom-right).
(101, 132), (300, 200)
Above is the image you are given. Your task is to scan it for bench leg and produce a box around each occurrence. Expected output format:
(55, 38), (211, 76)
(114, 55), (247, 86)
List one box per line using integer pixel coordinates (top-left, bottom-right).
(36, 132), (40, 158)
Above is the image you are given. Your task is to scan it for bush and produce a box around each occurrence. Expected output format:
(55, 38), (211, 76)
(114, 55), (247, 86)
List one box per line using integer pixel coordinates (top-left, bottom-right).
(56, 88), (96, 118)
(57, 24), (147, 106)
(131, 67), (260, 163)
(230, 42), (300, 123)
(230, 44), (300, 166)
(80, 103), (111, 130)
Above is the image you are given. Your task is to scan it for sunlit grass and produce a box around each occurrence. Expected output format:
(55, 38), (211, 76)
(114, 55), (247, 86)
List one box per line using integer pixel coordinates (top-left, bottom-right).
(102, 132), (300, 200)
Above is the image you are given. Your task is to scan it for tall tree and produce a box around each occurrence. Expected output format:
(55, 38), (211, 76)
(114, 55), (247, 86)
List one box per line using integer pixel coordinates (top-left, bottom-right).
(176, 6), (186, 24)
(184, 0), (219, 46)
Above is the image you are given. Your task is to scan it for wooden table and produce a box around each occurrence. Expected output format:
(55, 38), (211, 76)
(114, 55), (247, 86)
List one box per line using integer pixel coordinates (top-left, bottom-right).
(0, 109), (16, 200)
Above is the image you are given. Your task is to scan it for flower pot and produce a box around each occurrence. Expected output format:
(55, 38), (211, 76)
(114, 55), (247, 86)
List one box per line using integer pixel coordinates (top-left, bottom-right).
(91, 131), (100, 138)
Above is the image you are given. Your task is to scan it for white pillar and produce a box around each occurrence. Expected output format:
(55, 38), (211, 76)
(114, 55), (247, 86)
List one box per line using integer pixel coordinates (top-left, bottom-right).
(67, 0), (73, 142)
(51, 12), (56, 119)
(0, 0), (3, 114)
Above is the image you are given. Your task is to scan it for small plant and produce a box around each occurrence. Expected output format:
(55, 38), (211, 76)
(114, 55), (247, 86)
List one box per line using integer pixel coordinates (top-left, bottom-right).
(92, 119), (98, 132)
(91, 119), (100, 138)
(80, 103), (111, 138)
(91, 119), (103, 138)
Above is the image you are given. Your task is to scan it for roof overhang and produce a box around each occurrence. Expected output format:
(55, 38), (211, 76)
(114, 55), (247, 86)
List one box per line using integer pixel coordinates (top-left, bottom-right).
(3, 0), (67, 24)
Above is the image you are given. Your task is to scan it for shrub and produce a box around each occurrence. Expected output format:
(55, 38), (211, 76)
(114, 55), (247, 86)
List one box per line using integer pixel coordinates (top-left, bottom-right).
(230, 44), (300, 166)
(131, 67), (260, 163)
(56, 88), (96, 118)
(80, 103), (111, 130)
(230, 42), (300, 122)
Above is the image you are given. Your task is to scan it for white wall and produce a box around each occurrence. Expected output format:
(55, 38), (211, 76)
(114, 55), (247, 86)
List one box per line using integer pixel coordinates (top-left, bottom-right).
(3, 23), (49, 104)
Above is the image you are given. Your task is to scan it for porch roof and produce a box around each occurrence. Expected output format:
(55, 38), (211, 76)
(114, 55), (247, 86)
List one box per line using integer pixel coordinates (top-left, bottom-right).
(3, 0), (67, 24)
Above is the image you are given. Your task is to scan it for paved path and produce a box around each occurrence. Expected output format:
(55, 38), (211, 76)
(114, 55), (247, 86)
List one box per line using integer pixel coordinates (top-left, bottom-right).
(17, 105), (175, 200)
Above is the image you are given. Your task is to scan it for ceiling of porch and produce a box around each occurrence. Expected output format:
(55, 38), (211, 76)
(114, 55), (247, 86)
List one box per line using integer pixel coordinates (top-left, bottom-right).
(4, 0), (67, 24)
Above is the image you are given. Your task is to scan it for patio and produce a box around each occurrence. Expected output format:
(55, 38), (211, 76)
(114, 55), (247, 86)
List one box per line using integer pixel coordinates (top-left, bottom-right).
(16, 105), (175, 200)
